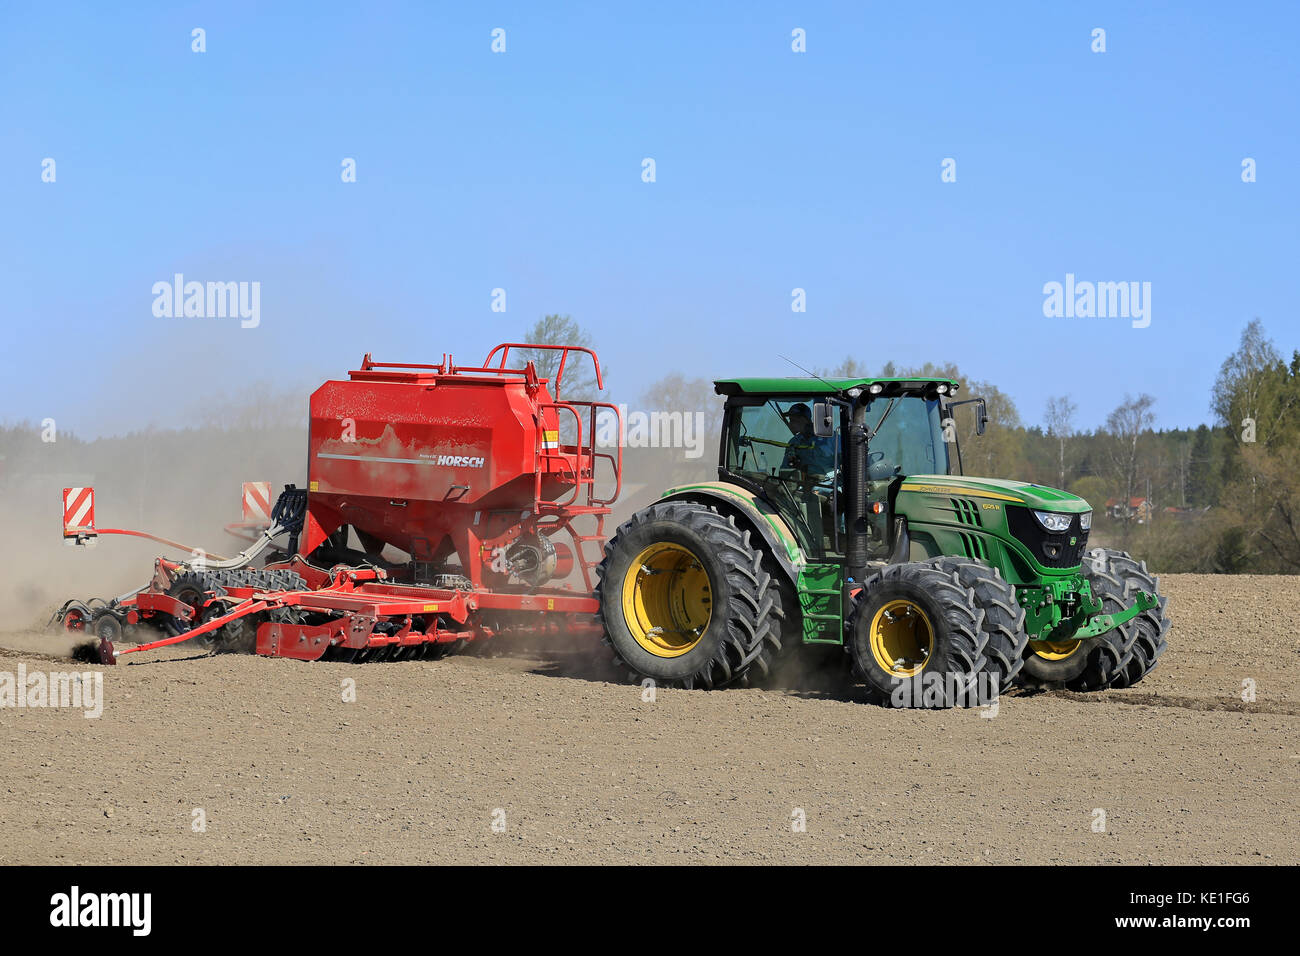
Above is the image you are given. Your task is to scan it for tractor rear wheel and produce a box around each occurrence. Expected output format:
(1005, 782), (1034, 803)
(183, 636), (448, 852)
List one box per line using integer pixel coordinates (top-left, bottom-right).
(848, 561), (988, 707)
(596, 501), (779, 690)
(930, 556), (1028, 692)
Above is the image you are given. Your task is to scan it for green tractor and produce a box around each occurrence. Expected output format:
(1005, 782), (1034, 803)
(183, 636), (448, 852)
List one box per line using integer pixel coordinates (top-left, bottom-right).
(595, 375), (1170, 706)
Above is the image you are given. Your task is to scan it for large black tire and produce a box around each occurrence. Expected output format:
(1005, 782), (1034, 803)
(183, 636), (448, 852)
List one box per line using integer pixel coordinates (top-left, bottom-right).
(930, 556), (1028, 692)
(848, 561), (988, 708)
(166, 568), (307, 652)
(746, 556), (802, 686)
(166, 571), (225, 648)
(1019, 549), (1144, 690)
(595, 501), (779, 690)
(1098, 554), (1169, 689)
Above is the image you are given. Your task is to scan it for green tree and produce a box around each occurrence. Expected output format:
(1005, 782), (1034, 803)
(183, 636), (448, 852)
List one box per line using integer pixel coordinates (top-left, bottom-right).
(1185, 424), (1216, 507)
(1068, 474), (1109, 512)
(1237, 442), (1300, 570)
(1209, 322), (1300, 571)
(1211, 319), (1289, 445)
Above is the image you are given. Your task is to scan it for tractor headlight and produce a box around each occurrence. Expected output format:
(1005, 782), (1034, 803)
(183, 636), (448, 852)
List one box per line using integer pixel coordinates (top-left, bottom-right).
(1079, 510), (1092, 531)
(1032, 510), (1073, 533)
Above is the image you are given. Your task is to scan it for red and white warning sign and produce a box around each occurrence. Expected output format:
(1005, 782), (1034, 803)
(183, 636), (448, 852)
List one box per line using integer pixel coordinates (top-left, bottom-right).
(63, 486), (96, 537)
(242, 481), (272, 524)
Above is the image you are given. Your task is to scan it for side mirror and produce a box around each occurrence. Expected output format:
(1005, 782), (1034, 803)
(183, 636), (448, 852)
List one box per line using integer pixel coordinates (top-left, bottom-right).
(812, 401), (835, 437)
(946, 396), (990, 436)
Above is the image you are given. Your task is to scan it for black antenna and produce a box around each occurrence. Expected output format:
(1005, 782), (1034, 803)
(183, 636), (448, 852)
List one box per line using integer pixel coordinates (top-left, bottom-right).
(778, 354), (842, 394)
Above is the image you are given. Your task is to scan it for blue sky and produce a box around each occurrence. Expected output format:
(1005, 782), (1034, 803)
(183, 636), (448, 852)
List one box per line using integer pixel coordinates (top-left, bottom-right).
(2, 1), (1296, 437)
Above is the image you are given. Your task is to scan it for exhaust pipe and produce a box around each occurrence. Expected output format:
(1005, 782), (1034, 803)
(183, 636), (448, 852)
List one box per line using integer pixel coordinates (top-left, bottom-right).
(845, 401), (870, 584)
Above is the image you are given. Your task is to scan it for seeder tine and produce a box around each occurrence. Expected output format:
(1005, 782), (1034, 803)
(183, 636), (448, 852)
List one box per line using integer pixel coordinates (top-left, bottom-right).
(96, 637), (117, 666)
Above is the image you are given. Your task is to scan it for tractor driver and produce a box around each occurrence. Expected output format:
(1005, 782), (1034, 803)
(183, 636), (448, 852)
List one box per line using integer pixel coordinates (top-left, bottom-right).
(782, 402), (838, 547)
(782, 402), (836, 482)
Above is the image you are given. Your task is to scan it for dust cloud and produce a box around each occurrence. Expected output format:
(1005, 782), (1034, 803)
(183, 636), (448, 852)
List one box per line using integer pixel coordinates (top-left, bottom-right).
(0, 396), (308, 636)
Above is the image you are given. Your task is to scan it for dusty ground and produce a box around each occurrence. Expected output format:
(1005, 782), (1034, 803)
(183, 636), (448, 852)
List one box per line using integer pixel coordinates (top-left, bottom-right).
(1, 573), (1296, 865)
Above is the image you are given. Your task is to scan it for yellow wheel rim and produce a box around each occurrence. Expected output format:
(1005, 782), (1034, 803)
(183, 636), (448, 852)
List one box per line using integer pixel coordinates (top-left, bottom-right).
(621, 542), (712, 658)
(868, 599), (934, 677)
(1030, 639), (1083, 661)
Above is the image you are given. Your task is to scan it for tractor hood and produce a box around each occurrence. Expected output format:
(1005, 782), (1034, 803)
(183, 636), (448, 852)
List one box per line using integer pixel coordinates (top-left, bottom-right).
(898, 475), (1092, 513)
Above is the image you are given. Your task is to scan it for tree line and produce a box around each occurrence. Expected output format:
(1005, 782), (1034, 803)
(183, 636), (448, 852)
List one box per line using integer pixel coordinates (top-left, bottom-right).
(523, 314), (1299, 574)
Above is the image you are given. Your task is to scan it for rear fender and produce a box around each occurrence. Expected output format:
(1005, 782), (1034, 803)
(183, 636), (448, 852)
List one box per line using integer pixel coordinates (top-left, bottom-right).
(658, 482), (804, 588)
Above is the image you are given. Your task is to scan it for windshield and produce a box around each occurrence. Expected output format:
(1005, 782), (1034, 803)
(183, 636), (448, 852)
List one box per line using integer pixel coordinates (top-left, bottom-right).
(862, 395), (953, 477)
(722, 393), (954, 558)
(724, 397), (838, 556)
(725, 398), (837, 482)
(726, 394), (954, 480)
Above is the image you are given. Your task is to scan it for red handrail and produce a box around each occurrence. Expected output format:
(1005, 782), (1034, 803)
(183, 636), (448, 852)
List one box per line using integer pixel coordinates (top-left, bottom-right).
(535, 402), (587, 509)
(560, 400), (623, 506)
(483, 343), (604, 398)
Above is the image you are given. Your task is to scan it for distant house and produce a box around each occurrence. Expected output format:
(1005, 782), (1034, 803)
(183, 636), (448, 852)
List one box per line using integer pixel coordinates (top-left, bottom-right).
(1105, 497), (1154, 523)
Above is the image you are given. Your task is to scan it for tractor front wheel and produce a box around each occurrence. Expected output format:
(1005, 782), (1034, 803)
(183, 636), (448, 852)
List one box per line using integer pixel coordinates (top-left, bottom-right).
(1087, 550), (1169, 690)
(1019, 548), (1166, 691)
(929, 556), (1028, 692)
(848, 561), (988, 707)
(1018, 633), (1095, 686)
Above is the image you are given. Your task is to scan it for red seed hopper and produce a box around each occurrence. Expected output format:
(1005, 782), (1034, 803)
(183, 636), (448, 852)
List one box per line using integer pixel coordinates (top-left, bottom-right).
(51, 343), (624, 665)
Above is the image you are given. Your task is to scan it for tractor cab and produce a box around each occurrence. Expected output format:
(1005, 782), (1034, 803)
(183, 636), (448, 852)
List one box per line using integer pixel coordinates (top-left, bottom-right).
(715, 377), (970, 563)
